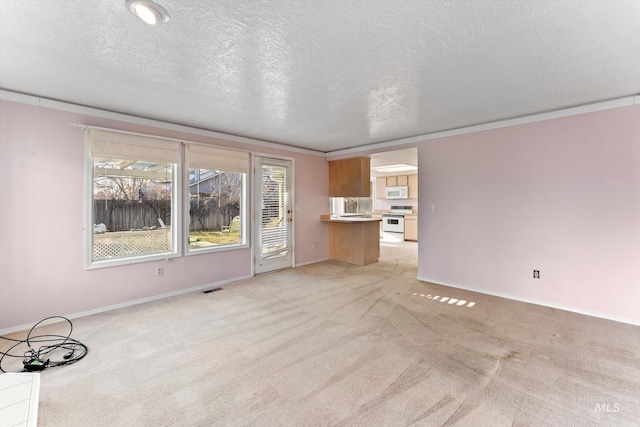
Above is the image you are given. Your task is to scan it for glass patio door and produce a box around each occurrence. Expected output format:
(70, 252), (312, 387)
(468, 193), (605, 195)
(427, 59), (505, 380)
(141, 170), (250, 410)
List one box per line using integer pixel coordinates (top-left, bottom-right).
(254, 156), (293, 274)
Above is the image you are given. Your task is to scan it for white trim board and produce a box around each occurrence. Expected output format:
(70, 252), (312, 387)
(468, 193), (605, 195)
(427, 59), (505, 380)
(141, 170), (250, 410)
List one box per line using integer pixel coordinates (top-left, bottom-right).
(417, 277), (640, 327)
(0, 275), (251, 336)
(0, 90), (324, 157)
(3, 89), (638, 159)
(326, 94), (639, 159)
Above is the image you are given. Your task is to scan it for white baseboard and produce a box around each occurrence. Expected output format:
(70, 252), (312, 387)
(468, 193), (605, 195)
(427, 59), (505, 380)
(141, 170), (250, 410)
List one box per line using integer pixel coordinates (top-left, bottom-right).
(0, 275), (252, 335)
(417, 276), (640, 327)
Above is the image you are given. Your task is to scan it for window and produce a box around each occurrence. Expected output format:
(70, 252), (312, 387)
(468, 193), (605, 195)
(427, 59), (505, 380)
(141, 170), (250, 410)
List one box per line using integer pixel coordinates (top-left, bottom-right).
(186, 143), (249, 253)
(86, 128), (180, 268)
(85, 127), (250, 268)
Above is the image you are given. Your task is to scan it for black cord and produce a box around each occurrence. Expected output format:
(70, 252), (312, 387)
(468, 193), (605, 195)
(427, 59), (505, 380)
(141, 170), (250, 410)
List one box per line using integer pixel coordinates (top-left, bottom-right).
(0, 316), (88, 373)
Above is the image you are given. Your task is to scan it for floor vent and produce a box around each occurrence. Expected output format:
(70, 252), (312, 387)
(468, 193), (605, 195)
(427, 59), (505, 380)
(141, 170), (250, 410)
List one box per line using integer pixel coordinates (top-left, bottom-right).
(202, 287), (223, 294)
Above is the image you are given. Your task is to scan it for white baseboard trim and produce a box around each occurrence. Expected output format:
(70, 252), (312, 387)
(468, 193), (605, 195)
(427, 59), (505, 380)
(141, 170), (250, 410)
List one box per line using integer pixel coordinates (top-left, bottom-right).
(417, 276), (640, 327)
(0, 275), (252, 335)
(295, 257), (329, 267)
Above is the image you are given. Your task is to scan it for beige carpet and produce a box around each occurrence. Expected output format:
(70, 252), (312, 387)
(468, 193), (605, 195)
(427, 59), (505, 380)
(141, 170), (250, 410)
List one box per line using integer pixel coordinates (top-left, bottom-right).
(2, 240), (639, 426)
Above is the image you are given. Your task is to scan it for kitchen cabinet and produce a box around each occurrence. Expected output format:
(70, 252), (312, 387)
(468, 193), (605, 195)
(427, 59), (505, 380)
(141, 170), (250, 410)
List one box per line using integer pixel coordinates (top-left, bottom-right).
(375, 177), (387, 199)
(408, 174), (418, 199)
(329, 157), (370, 197)
(404, 214), (418, 241)
(322, 217), (381, 265)
(374, 174), (418, 200)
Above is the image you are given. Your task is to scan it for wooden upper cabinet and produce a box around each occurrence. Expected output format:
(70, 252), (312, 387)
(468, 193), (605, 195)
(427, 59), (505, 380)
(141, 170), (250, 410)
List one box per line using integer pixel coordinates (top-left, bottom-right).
(329, 157), (371, 197)
(374, 174), (417, 199)
(408, 174), (418, 199)
(375, 177), (387, 199)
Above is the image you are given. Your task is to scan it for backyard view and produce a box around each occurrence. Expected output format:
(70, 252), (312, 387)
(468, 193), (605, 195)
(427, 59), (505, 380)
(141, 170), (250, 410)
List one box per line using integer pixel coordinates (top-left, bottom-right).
(93, 157), (242, 260)
(189, 228), (240, 247)
(188, 216), (241, 247)
(187, 169), (242, 248)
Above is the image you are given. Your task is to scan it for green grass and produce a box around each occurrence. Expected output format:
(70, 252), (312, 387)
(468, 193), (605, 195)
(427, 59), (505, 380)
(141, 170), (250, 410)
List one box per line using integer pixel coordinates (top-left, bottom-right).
(189, 230), (241, 246)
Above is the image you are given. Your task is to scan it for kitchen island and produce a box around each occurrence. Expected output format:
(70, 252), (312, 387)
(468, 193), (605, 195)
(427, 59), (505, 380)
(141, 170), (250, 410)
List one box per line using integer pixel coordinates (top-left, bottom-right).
(321, 216), (382, 266)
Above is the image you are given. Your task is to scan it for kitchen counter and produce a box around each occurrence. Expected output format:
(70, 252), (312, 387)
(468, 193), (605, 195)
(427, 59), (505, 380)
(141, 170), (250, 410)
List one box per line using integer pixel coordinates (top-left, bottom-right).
(321, 216), (381, 265)
(321, 217), (381, 223)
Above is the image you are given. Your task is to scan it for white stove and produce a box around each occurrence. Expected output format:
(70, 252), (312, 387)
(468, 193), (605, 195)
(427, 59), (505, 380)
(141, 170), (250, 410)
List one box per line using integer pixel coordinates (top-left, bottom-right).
(389, 206), (414, 215)
(382, 206), (413, 233)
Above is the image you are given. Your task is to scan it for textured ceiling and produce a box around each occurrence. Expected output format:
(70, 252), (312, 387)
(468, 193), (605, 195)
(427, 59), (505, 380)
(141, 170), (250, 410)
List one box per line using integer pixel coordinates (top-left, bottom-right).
(1, 0), (639, 153)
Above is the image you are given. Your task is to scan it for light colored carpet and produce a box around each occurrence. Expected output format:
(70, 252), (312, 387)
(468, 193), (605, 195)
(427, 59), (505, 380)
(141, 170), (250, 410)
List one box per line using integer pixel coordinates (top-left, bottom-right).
(2, 241), (639, 426)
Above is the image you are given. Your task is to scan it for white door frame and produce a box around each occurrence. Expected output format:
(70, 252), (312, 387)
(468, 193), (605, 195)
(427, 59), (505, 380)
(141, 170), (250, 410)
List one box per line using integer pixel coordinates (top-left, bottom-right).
(252, 154), (295, 275)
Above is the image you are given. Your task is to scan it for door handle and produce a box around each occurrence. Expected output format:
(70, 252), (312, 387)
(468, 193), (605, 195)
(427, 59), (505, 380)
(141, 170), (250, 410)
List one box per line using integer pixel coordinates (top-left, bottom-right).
(287, 218), (293, 222)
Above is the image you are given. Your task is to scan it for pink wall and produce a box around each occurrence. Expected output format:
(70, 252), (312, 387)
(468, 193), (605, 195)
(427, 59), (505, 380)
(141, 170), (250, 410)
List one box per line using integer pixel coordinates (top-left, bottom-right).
(4, 98), (637, 329)
(418, 105), (640, 324)
(0, 100), (329, 330)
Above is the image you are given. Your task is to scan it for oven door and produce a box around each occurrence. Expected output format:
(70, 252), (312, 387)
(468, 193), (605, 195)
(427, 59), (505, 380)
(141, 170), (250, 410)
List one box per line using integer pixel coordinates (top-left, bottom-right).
(382, 215), (404, 233)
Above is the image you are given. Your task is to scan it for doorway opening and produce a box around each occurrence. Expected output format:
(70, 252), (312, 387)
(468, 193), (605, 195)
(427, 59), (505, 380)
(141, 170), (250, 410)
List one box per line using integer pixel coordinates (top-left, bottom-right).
(370, 147), (418, 256)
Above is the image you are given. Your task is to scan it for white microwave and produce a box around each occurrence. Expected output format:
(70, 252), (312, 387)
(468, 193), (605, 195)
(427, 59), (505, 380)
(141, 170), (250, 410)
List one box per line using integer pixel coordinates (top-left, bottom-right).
(386, 186), (408, 199)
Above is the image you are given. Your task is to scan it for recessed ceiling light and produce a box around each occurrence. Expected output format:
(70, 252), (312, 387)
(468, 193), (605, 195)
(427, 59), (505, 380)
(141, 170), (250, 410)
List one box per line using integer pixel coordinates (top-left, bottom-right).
(125, 0), (170, 25)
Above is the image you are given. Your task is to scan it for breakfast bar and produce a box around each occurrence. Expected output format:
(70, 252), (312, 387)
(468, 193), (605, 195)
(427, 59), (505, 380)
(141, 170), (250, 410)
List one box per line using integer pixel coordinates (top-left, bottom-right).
(321, 216), (381, 266)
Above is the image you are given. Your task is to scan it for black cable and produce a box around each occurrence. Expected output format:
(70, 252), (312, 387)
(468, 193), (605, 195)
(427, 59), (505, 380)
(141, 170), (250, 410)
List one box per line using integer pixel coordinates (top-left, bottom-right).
(0, 316), (88, 373)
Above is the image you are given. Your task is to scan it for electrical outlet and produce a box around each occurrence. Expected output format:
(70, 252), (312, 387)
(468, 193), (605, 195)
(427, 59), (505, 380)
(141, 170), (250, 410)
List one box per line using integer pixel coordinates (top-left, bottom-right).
(533, 270), (540, 279)
(156, 267), (163, 276)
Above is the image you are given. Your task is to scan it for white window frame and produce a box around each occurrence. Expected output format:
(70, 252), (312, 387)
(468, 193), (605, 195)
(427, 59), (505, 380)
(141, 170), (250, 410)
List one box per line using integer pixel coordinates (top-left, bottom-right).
(84, 127), (252, 269)
(184, 142), (250, 255)
(84, 127), (182, 269)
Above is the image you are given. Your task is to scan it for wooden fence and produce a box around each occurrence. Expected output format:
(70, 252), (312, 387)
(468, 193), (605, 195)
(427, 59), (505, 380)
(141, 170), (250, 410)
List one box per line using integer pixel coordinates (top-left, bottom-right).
(93, 199), (239, 232)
